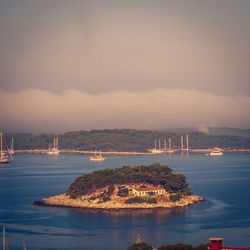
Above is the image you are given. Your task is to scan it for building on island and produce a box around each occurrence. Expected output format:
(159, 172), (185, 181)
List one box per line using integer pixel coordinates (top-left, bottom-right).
(131, 186), (165, 196)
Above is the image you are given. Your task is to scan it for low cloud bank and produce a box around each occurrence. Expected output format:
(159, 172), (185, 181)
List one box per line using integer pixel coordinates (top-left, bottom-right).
(1, 89), (249, 133)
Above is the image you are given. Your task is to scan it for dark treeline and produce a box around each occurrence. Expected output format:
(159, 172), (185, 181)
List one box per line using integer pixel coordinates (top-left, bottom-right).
(127, 242), (208, 250)
(4, 128), (250, 151)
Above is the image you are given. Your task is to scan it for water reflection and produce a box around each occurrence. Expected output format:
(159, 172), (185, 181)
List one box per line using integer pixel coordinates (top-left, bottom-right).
(70, 206), (187, 222)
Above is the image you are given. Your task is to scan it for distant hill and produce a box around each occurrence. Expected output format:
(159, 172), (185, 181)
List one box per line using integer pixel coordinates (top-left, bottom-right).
(162, 127), (250, 138)
(206, 127), (250, 137)
(5, 127), (250, 151)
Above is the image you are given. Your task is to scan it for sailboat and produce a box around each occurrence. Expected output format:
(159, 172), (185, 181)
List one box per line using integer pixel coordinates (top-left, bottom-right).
(0, 132), (12, 164)
(164, 137), (174, 154)
(148, 139), (164, 154)
(47, 136), (60, 155)
(90, 150), (106, 161)
(209, 147), (223, 156)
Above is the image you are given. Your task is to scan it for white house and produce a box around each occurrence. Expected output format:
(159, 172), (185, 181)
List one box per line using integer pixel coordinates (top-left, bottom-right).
(131, 186), (165, 196)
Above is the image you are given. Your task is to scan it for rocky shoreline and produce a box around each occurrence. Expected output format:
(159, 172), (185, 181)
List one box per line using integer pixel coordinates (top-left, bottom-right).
(35, 193), (204, 210)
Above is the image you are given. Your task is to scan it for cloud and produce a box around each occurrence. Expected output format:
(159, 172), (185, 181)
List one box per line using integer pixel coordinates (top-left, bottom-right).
(1, 1), (250, 95)
(1, 88), (249, 133)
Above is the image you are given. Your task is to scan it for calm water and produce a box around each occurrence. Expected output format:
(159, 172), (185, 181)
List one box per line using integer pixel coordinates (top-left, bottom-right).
(0, 153), (250, 249)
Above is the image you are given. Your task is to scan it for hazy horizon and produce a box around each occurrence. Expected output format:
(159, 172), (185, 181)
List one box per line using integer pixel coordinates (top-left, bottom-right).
(1, 1), (250, 132)
(3, 124), (250, 135)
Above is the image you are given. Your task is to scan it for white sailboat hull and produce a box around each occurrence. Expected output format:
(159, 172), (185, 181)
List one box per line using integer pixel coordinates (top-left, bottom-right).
(90, 156), (106, 161)
(210, 151), (223, 156)
(47, 150), (60, 155)
(90, 150), (106, 161)
(0, 158), (11, 164)
(148, 149), (164, 154)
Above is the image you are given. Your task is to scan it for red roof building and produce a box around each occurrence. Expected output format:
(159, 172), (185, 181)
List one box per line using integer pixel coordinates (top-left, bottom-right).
(209, 238), (250, 250)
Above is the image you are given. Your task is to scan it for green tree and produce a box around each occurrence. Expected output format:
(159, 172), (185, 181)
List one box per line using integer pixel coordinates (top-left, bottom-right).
(158, 243), (193, 250)
(194, 244), (208, 250)
(127, 242), (153, 250)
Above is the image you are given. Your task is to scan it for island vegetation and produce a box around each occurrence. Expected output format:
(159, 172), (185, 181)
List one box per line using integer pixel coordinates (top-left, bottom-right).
(39, 163), (203, 209)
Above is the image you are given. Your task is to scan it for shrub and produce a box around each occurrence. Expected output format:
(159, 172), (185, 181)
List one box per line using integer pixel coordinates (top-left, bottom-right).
(169, 194), (182, 202)
(89, 196), (98, 200)
(102, 195), (111, 202)
(125, 197), (157, 204)
(127, 242), (153, 250)
(194, 244), (209, 250)
(157, 243), (208, 250)
(117, 188), (129, 197)
(107, 185), (115, 196)
(125, 197), (145, 204)
(147, 197), (157, 204)
(158, 243), (193, 250)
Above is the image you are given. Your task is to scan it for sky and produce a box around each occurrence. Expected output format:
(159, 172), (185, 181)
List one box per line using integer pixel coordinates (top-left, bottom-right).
(0, 0), (250, 133)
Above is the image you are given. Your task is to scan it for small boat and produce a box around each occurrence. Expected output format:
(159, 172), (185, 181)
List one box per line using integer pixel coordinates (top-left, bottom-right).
(47, 136), (60, 155)
(0, 132), (12, 164)
(209, 148), (223, 156)
(90, 150), (106, 161)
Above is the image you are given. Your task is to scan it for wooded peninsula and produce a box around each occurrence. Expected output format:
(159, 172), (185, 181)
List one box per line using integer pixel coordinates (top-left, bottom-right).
(6, 127), (250, 151)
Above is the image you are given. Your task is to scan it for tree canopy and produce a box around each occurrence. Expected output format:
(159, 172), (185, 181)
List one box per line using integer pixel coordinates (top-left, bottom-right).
(126, 242), (208, 250)
(5, 128), (250, 151)
(127, 242), (153, 250)
(67, 163), (191, 198)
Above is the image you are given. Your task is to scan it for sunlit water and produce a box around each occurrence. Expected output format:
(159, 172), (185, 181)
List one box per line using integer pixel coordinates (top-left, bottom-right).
(0, 153), (250, 249)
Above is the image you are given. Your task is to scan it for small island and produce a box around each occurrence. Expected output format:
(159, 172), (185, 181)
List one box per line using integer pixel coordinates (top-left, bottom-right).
(38, 163), (203, 209)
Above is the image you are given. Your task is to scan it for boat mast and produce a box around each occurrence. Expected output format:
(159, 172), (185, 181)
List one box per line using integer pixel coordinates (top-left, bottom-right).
(3, 226), (6, 250)
(181, 136), (184, 151)
(9, 138), (14, 153)
(55, 136), (58, 150)
(186, 134), (189, 151)
(0, 132), (2, 159)
(23, 238), (27, 250)
(168, 137), (171, 151)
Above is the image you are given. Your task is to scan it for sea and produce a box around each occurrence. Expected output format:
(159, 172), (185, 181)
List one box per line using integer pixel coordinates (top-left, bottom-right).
(0, 153), (250, 250)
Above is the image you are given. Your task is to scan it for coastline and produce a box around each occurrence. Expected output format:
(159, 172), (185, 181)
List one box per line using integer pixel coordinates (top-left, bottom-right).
(35, 193), (204, 210)
(14, 148), (250, 155)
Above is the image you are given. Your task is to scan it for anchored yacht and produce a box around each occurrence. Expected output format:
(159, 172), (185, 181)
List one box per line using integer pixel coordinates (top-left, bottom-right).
(90, 150), (106, 161)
